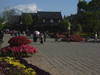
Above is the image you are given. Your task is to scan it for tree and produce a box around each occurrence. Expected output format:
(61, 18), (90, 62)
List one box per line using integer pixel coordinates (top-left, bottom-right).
(77, 0), (88, 13)
(76, 0), (89, 25)
(71, 23), (82, 33)
(21, 13), (33, 30)
(88, 0), (100, 11)
(0, 17), (5, 30)
(0, 17), (5, 23)
(77, 0), (100, 33)
(0, 21), (4, 30)
(2, 6), (15, 23)
(59, 18), (70, 31)
(84, 11), (100, 32)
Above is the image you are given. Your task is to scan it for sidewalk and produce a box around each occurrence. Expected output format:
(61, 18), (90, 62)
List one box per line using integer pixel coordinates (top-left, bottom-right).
(1, 34), (100, 75)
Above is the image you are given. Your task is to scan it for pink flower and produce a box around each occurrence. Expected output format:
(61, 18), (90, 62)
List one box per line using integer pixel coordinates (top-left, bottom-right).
(1, 45), (38, 54)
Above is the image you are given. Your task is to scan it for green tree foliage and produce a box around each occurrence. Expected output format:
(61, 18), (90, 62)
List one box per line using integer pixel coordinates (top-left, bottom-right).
(77, 0), (88, 12)
(59, 18), (70, 31)
(0, 17), (5, 23)
(76, 0), (100, 33)
(2, 7), (15, 23)
(77, 0), (89, 24)
(0, 17), (5, 30)
(83, 11), (100, 32)
(0, 21), (4, 30)
(21, 13), (33, 30)
(88, 0), (100, 11)
(71, 23), (82, 33)
(3, 23), (12, 30)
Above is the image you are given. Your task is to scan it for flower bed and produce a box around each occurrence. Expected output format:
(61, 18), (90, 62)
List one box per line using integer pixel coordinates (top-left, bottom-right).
(8, 36), (31, 46)
(50, 32), (65, 38)
(62, 33), (84, 42)
(1, 45), (38, 57)
(0, 57), (51, 75)
(1, 36), (38, 57)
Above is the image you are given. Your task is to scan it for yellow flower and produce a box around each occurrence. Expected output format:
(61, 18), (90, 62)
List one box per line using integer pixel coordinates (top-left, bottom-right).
(32, 71), (37, 75)
(0, 57), (37, 75)
(0, 58), (2, 61)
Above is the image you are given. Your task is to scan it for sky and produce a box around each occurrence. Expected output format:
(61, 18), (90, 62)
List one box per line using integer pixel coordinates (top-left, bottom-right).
(0, 0), (91, 17)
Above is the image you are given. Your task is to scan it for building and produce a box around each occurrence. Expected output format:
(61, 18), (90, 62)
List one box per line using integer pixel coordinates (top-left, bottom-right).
(10, 11), (62, 32)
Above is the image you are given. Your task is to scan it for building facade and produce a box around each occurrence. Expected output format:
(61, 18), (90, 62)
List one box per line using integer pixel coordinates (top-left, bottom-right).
(10, 11), (62, 32)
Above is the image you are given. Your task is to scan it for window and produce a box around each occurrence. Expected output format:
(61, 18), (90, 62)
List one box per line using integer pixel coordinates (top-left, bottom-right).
(43, 19), (45, 22)
(50, 19), (53, 23)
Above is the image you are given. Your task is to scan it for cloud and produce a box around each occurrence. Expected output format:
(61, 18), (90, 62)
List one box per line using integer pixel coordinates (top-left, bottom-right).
(12, 3), (41, 15)
(0, 3), (41, 16)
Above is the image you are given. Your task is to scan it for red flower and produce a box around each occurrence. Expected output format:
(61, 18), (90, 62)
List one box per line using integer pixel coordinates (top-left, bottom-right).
(62, 33), (84, 42)
(8, 36), (31, 46)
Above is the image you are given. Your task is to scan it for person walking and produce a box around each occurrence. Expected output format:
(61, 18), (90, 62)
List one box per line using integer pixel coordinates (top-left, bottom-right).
(22, 31), (25, 36)
(67, 31), (70, 43)
(94, 32), (99, 43)
(0, 30), (4, 43)
(40, 32), (44, 44)
(44, 31), (46, 42)
(11, 30), (14, 36)
(33, 33), (36, 42)
(18, 30), (21, 36)
(55, 32), (59, 41)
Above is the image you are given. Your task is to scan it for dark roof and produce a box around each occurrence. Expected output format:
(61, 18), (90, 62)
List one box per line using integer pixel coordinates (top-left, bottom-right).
(37, 11), (62, 19)
(22, 13), (37, 19)
(10, 15), (21, 22)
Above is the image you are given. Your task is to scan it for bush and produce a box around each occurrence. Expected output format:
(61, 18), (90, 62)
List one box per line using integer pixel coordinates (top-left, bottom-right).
(1, 36), (38, 57)
(8, 36), (31, 46)
(50, 32), (65, 38)
(0, 57), (51, 75)
(62, 33), (84, 42)
(16, 57), (51, 75)
(1, 45), (38, 57)
(0, 57), (37, 75)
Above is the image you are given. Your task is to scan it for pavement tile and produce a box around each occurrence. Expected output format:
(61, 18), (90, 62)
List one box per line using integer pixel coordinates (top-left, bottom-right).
(2, 34), (100, 75)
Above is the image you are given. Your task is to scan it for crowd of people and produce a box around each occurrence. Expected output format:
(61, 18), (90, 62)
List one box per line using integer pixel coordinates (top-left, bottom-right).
(33, 31), (47, 45)
(0, 29), (100, 44)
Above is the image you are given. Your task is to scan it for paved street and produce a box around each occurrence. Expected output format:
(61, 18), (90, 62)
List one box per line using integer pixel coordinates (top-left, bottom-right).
(1, 34), (100, 75)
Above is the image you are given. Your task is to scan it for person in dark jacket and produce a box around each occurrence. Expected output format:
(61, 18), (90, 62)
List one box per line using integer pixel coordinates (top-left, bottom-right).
(44, 31), (46, 42)
(40, 32), (44, 44)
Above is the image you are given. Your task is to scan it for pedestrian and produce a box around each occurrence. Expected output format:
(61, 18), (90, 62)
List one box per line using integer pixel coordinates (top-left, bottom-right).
(55, 32), (59, 41)
(44, 31), (46, 42)
(94, 32), (99, 43)
(11, 30), (14, 36)
(33, 33), (36, 42)
(40, 32), (44, 44)
(46, 30), (49, 37)
(68, 31), (70, 43)
(22, 31), (25, 36)
(18, 30), (21, 36)
(0, 30), (4, 43)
